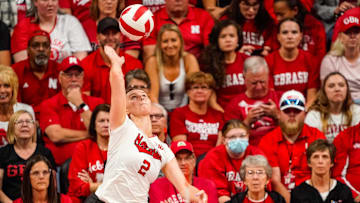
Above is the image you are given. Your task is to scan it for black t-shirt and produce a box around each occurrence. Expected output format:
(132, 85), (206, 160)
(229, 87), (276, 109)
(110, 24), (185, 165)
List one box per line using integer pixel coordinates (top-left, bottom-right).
(0, 21), (10, 51)
(0, 144), (56, 200)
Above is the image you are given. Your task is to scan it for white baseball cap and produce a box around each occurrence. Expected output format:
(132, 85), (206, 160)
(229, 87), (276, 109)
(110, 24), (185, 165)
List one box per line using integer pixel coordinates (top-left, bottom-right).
(279, 90), (306, 111)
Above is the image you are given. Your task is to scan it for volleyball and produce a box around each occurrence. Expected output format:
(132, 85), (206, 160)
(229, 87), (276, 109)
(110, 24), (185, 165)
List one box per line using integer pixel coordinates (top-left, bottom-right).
(119, 4), (154, 41)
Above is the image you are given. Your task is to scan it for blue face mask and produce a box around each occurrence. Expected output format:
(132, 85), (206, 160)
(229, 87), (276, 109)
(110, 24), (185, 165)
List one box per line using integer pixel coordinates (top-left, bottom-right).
(227, 138), (249, 154)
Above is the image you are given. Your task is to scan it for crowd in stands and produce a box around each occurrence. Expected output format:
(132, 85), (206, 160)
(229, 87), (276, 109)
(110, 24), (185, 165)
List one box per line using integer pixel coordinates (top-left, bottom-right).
(1, 0), (360, 202)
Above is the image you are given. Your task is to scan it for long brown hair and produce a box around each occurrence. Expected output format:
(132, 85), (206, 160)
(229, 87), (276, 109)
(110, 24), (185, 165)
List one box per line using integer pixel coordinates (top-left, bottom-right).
(308, 72), (353, 133)
(90, 0), (124, 21)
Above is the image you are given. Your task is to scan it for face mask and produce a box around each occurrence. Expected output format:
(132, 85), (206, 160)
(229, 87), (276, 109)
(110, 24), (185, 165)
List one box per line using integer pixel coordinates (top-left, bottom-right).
(227, 138), (249, 154)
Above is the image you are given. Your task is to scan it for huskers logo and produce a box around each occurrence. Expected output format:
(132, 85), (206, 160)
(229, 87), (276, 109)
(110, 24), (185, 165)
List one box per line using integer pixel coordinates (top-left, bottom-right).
(134, 134), (162, 160)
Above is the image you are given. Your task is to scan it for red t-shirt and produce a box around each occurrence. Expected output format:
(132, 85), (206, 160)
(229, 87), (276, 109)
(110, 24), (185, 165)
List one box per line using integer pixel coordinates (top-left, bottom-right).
(143, 6), (214, 59)
(68, 139), (107, 203)
(39, 93), (104, 165)
(13, 194), (72, 203)
(265, 50), (319, 98)
(12, 59), (61, 119)
(82, 49), (143, 104)
(216, 52), (248, 109)
(258, 125), (325, 190)
(170, 105), (224, 157)
(224, 90), (279, 146)
(198, 144), (264, 197)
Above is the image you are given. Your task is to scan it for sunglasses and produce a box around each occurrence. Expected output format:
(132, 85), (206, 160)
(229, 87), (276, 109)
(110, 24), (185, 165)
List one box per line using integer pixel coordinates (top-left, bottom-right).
(169, 83), (175, 100)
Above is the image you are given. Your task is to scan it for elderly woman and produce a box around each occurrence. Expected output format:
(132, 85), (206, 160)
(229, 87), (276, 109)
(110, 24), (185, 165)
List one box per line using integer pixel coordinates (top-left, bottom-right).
(170, 71), (224, 157)
(125, 69), (151, 95)
(11, 0), (91, 63)
(0, 65), (34, 147)
(0, 111), (55, 202)
(320, 17), (360, 104)
(68, 104), (110, 203)
(198, 119), (264, 203)
(305, 72), (360, 143)
(13, 155), (71, 203)
(145, 24), (200, 112)
(227, 155), (285, 202)
(291, 139), (353, 203)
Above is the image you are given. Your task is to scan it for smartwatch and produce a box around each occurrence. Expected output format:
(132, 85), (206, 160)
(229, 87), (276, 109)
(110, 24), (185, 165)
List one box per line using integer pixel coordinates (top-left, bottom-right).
(78, 103), (89, 113)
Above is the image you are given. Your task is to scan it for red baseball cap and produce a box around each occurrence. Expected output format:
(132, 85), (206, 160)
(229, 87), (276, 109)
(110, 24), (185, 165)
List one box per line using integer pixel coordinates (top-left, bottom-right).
(60, 56), (83, 72)
(339, 13), (360, 33)
(170, 141), (194, 155)
(28, 30), (51, 44)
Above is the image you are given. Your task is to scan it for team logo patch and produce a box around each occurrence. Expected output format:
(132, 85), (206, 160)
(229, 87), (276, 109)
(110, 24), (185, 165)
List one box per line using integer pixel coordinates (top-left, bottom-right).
(134, 133), (162, 160)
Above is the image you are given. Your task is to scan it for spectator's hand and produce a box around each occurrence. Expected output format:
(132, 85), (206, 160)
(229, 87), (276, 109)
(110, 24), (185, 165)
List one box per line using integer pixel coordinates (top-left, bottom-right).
(66, 87), (83, 107)
(335, 1), (355, 14)
(239, 45), (256, 55)
(78, 169), (93, 183)
(206, 6), (227, 19)
(260, 99), (279, 119)
(244, 106), (264, 126)
(195, 190), (208, 203)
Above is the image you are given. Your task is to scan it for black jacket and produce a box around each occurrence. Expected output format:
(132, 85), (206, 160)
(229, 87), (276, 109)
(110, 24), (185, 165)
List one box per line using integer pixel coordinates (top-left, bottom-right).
(291, 180), (354, 203)
(226, 190), (286, 203)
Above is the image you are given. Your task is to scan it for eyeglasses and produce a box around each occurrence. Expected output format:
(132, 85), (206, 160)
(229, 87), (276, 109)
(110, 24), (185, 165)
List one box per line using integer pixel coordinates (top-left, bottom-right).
(191, 85), (210, 90)
(240, 1), (260, 10)
(150, 114), (164, 120)
(30, 42), (50, 50)
(169, 83), (175, 100)
(30, 169), (52, 177)
(15, 119), (34, 126)
(127, 85), (148, 90)
(246, 170), (266, 177)
(280, 99), (305, 109)
(62, 71), (83, 79)
(225, 133), (248, 140)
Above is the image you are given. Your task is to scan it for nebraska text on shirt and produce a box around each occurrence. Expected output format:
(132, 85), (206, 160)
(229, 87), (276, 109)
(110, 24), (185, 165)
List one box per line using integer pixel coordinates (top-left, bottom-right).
(274, 71), (308, 86)
(222, 73), (244, 88)
(88, 160), (104, 173)
(185, 120), (219, 135)
(242, 31), (264, 46)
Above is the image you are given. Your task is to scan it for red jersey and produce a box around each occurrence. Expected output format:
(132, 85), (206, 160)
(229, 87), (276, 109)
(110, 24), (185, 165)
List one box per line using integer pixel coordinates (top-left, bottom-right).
(149, 176), (218, 203)
(333, 123), (360, 198)
(198, 144), (264, 197)
(258, 125), (325, 190)
(170, 105), (224, 157)
(39, 93), (104, 165)
(265, 50), (320, 97)
(143, 6), (214, 58)
(68, 139), (107, 203)
(82, 49), (143, 104)
(12, 59), (60, 119)
(13, 194), (72, 203)
(217, 52), (248, 108)
(224, 90), (279, 146)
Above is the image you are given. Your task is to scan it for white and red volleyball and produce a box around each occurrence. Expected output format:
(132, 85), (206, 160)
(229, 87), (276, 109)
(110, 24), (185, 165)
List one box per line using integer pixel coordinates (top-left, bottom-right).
(119, 4), (154, 41)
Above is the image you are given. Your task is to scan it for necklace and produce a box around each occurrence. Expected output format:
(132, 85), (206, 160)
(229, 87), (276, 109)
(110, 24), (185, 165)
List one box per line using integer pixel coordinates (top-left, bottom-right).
(247, 192), (267, 203)
(310, 178), (331, 193)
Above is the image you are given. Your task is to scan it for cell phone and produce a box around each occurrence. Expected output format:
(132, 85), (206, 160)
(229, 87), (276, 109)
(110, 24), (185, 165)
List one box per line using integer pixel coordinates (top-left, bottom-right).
(251, 48), (264, 56)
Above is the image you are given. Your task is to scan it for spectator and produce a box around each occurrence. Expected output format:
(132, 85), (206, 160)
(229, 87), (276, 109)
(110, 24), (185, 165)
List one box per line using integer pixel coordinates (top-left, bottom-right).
(39, 56), (104, 166)
(142, 0), (215, 61)
(82, 17), (143, 104)
(0, 111), (55, 202)
(332, 7), (360, 41)
(171, 72), (224, 157)
(333, 121), (360, 201)
(291, 139), (354, 203)
(150, 103), (168, 143)
(228, 155), (286, 203)
(149, 141), (218, 203)
(305, 72), (360, 143)
(125, 69), (151, 95)
(272, 0), (327, 62)
(0, 65), (35, 147)
(265, 18), (320, 108)
(0, 0), (31, 31)
(320, 12), (360, 104)
(258, 90), (325, 202)
(68, 104), (110, 203)
(0, 21), (11, 66)
(12, 30), (61, 119)
(198, 119), (264, 203)
(13, 155), (72, 203)
(225, 56), (279, 146)
(145, 24), (199, 112)
(202, 20), (248, 109)
(11, 0), (91, 63)
(221, 0), (275, 56)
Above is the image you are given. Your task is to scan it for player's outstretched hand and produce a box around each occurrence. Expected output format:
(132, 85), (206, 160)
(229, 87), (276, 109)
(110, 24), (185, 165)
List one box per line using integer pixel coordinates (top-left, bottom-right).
(104, 45), (125, 74)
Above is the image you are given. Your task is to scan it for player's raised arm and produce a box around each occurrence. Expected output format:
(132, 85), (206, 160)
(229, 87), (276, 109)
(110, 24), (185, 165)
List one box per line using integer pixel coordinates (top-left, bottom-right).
(104, 46), (126, 130)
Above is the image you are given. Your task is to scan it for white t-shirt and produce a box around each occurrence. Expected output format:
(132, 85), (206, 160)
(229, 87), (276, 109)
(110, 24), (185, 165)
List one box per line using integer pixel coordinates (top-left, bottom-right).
(96, 116), (175, 203)
(49, 14), (91, 63)
(305, 104), (360, 142)
(0, 102), (35, 131)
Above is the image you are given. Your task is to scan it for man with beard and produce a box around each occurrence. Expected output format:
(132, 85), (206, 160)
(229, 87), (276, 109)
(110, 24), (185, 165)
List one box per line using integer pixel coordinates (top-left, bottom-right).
(12, 30), (60, 119)
(39, 56), (104, 166)
(81, 17), (143, 104)
(258, 90), (325, 203)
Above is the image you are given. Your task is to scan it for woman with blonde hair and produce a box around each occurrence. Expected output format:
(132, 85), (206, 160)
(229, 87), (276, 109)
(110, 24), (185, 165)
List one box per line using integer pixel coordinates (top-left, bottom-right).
(305, 72), (360, 143)
(145, 24), (200, 112)
(0, 111), (55, 203)
(0, 65), (34, 147)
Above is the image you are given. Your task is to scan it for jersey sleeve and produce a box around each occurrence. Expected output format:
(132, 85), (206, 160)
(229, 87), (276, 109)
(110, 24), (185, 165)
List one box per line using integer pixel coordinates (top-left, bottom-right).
(160, 143), (175, 168)
(39, 100), (60, 132)
(11, 18), (36, 54)
(169, 107), (187, 138)
(304, 110), (322, 132)
(332, 129), (353, 180)
(258, 133), (279, 167)
(148, 178), (167, 203)
(306, 53), (320, 89)
(320, 55), (337, 81)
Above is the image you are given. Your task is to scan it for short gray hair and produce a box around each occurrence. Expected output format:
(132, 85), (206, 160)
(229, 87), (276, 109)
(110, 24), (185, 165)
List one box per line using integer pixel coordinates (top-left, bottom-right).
(243, 56), (269, 75)
(151, 103), (168, 120)
(240, 155), (272, 180)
